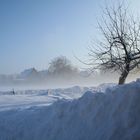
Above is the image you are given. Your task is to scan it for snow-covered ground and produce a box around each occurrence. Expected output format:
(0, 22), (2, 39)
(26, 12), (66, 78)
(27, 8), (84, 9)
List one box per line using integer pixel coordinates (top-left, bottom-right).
(0, 86), (92, 111)
(0, 82), (140, 140)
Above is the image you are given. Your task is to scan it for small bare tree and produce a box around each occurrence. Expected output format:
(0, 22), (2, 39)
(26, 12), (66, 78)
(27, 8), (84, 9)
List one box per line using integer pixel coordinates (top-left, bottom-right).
(89, 4), (140, 84)
(48, 56), (78, 77)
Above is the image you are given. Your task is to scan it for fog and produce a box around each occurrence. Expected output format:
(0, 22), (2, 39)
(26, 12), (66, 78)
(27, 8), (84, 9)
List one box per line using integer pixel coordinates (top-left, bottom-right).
(0, 70), (138, 92)
(0, 56), (139, 91)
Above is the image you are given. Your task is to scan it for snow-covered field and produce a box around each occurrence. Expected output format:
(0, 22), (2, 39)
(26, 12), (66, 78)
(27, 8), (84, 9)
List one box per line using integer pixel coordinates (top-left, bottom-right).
(0, 82), (140, 140)
(0, 86), (92, 111)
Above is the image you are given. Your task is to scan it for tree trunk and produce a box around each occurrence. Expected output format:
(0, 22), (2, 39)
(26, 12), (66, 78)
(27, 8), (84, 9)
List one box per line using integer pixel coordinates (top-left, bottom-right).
(118, 64), (130, 85)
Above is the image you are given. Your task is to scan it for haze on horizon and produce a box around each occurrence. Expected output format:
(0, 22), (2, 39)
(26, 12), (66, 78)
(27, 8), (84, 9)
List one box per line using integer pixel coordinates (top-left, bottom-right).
(0, 0), (140, 74)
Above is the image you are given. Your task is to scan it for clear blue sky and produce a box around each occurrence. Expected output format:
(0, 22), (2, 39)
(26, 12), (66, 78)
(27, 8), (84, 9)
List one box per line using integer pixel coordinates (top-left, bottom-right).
(0, 0), (139, 74)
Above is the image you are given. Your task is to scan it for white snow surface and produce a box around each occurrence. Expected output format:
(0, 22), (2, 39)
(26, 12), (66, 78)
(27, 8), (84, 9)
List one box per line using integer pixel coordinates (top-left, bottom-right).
(0, 82), (140, 140)
(0, 86), (91, 111)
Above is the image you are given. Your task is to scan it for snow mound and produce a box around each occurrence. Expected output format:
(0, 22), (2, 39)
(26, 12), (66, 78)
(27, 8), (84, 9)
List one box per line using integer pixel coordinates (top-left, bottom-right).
(0, 82), (140, 140)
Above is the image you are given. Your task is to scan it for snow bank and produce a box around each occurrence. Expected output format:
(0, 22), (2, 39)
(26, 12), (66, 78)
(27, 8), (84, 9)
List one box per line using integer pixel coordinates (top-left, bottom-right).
(0, 82), (140, 140)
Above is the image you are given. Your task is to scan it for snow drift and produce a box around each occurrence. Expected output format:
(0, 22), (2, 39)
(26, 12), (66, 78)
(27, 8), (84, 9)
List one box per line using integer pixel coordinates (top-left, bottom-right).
(0, 81), (140, 140)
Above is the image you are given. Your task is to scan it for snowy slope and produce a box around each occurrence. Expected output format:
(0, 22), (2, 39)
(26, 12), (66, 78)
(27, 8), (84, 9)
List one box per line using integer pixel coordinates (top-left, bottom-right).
(0, 82), (140, 140)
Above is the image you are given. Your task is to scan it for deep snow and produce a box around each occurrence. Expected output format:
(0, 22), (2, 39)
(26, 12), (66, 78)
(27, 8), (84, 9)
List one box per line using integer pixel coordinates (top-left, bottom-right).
(0, 82), (140, 140)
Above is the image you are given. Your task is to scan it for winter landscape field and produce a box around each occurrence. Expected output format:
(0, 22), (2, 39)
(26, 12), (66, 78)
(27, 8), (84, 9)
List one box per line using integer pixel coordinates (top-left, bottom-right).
(1, 0), (140, 139)
(0, 81), (140, 140)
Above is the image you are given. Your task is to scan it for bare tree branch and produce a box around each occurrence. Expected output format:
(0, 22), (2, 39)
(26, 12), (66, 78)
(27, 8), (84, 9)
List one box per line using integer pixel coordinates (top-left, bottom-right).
(88, 3), (140, 84)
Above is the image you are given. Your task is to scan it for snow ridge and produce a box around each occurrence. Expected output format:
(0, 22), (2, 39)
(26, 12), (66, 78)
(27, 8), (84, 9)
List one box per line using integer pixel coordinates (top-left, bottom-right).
(0, 82), (140, 140)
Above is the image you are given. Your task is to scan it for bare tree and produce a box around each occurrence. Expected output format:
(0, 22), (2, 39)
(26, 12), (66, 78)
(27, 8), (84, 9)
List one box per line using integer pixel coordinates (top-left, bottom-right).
(48, 56), (78, 77)
(88, 3), (140, 84)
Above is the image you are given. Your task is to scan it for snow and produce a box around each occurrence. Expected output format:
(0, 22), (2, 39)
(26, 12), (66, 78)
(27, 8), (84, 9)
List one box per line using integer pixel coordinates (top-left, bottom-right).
(0, 86), (90, 111)
(0, 82), (140, 140)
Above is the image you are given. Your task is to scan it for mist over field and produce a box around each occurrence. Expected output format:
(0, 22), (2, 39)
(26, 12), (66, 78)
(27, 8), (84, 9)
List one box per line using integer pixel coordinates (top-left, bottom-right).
(0, 64), (139, 91)
(1, 0), (140, 140)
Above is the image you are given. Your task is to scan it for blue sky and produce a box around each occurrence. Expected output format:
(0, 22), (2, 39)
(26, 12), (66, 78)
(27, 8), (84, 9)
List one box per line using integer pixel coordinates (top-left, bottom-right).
(0, 0), (140, 74)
